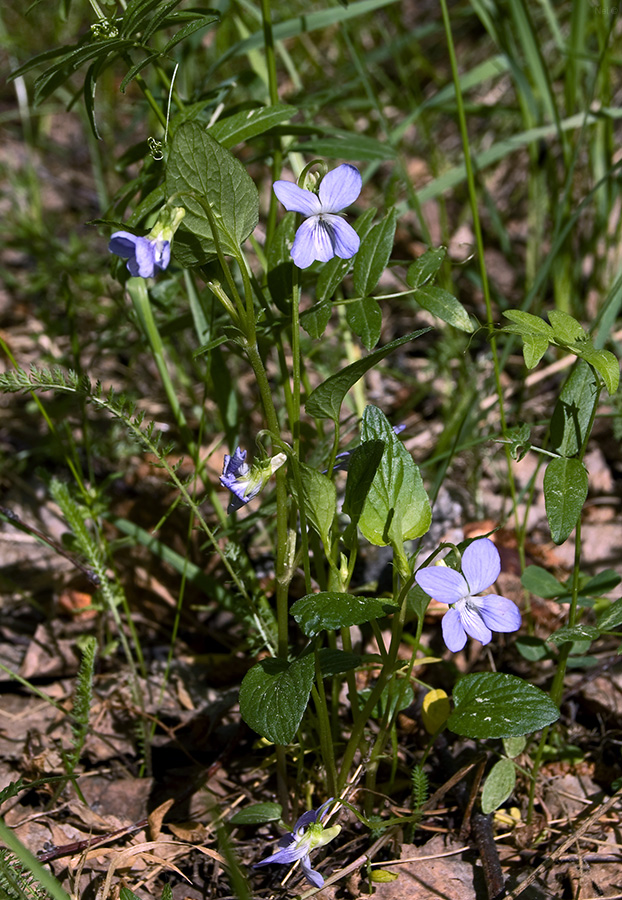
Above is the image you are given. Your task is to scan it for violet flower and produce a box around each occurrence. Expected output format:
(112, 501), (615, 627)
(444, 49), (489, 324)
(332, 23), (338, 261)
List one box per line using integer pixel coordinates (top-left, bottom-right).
(109, 232), (171, 278)
(254, 798), (340, 888)
(109, 205), (185, 278)
(415, 538), (521, 652)
(273, 164), (362, 268)
(220, 448), (286, 514)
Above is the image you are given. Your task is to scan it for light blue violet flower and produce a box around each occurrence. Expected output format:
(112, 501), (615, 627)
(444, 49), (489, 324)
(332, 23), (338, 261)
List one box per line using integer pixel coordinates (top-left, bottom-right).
(109, 206), (185, 278)
(415, 538), (521, 652)
(254, 798), (340, 888)
(109, 231), (171, 278)
(273, 164), (362, 268)
(220, 448), (286, 514)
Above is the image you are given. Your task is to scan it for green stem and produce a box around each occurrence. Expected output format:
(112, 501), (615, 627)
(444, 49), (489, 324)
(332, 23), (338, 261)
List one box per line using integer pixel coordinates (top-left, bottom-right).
(437, 0), (521, 538)
(127, 278), (198, 459)
(313, 654), (338, 797)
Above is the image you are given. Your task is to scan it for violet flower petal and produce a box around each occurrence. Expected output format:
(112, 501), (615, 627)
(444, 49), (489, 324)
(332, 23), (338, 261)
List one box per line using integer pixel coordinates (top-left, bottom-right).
(273, 180), (322, 216)
(441, 607), (467, 652)
(477, 595), (523, 633)
(415, 566), (469, 605)
(301, 854), (324, 888)
(459, 602), (493, 645)
(325, 215), (360, 259)
(461, 538), (500, 594)
(318, 163), (362, 212)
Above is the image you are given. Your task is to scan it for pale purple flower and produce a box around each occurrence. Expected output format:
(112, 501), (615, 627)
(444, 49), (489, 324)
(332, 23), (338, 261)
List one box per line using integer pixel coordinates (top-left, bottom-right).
(415, 538), (521, 652)
(254, 798), (340, 888)
(220, 448), (286, 514)
(109, 231), (170, 278)
(273, 164), (362, 268)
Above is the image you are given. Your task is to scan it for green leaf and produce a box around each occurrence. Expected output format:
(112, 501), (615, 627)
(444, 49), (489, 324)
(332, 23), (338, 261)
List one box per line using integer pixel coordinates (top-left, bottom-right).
(550, 361), (597, 457)
(209, 103), (297, 148)
(406, 247), (447, 289)
(522, 333), (549, 368)
(503, 736), (526, 758)
(291, 592), (398, 637)
(448, 673), (560, 739)
(521, 565), (565, 598)
(596, 596), (622, 631)
(161, 12), (220, 54)
(578, 345), (620, 395)
(548, 309), (587, 343)
(515, 636), (550, 661)
(413, 285), (473, 332)
(502, 309), (555, 338)
(359, 406), (431, 546)
(239, 655), (315, 744)
(301, 299), (332, 340)
(353, 209), (397, 297)
(343, 440), (385, 538)
(229, 802), (282, 825)
(346, 297), (382, 349)
(546, 624), (599, 645)
(291, 463), (337, 547)
(481, 759), (516, 814)
(306, 329), (431, 421)
(581, 569), (621, 597)
(120, 891), (142, 900)
(543, 457), (588, 544)
(166, 123), (259, 265)
(318, 648), (362, 677)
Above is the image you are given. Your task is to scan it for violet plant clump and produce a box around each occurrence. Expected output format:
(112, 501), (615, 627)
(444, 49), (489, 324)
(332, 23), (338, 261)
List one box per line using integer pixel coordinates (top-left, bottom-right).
(273, 163), (362, 268)
(415, 538), (522, 652)
(254, 799), (340, 888)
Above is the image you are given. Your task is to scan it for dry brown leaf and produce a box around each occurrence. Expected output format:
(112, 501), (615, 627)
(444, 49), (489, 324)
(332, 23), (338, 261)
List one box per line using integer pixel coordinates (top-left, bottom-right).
(148, 798), (175, 841)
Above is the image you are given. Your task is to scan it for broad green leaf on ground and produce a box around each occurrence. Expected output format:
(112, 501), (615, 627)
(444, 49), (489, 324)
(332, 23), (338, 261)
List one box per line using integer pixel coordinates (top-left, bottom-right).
(346, 296), (382, 349)
(412, 285), (473, 332)
(209, 103), (297, 148)
(448, 673), (559, 738)
(406, 247), (447, 289)
(543, 457), (588, 544)
(291, 592), (398, 636)
(306, 329), (431, 420)
(481, 759), (516, 814)
(166, 123), (259, 265)
(353, 209), (397, 297)
(359, 406), (431, 545)
(239, 655), (315, 744)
